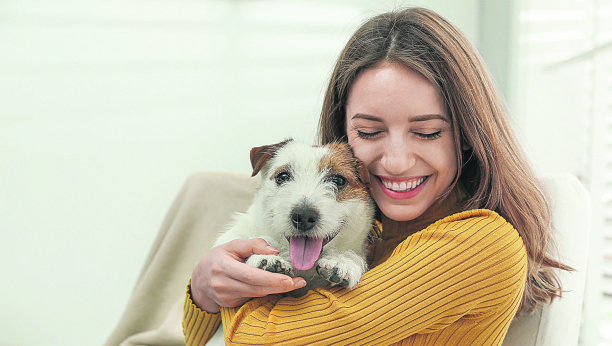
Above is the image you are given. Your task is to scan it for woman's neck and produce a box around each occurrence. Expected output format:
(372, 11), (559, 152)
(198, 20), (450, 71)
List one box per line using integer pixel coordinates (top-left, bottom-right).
(380, 184), (466, 239)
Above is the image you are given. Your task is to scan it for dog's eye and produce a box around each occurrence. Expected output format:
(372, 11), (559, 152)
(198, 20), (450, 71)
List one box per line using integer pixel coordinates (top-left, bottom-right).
(330, 174), (347, 188)
(275, 171), (292, 185)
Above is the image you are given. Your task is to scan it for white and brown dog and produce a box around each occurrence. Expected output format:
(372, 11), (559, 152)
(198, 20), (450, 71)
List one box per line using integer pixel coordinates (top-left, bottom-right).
(214, 139), (375, 297)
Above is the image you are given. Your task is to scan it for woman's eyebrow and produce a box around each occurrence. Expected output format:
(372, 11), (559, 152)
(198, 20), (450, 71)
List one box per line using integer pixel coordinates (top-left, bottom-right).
(351, 113), (449, 122)
(410, 114), (449, 122)
(351, 114), (383, 122)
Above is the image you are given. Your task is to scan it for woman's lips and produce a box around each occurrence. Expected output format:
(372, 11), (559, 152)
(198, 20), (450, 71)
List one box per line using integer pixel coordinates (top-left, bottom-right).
(375, 175), (430, 199)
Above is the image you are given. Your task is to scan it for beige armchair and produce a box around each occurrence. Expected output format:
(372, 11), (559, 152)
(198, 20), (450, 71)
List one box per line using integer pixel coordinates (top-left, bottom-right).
(104, 172), (590, 346)
(502, 173), (590, 346)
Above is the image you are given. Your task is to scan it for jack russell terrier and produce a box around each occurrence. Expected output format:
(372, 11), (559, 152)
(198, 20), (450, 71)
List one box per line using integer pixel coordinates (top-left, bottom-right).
(214, 139), (375, 297)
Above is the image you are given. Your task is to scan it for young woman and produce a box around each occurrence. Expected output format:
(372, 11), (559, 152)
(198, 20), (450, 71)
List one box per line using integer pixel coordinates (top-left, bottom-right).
(184, 7), (570, 345)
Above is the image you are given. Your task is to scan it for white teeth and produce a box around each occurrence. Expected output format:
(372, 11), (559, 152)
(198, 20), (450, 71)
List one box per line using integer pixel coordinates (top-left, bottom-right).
(382, 177), (426, 192)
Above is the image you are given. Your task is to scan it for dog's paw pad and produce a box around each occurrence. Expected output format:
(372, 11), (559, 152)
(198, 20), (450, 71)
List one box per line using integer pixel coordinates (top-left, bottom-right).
(316, 265), (350, 287)
(251, 257), (293, 276)
(256, 259), (269, 269)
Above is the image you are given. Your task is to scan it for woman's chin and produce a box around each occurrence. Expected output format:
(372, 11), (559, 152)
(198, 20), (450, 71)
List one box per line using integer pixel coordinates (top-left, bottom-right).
(371, 186), (428, 222)
(377, 204), (426, 222)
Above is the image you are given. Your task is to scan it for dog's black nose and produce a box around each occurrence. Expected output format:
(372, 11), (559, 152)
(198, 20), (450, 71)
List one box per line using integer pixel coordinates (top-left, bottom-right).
(291, 207), (319, 231)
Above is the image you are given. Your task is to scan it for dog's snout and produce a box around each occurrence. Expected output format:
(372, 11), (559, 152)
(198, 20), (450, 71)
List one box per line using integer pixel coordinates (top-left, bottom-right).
(291, 207), (319, 232)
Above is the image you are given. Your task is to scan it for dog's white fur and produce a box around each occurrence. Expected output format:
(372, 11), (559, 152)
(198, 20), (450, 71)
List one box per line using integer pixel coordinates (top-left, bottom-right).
(214, 139), (375, 297)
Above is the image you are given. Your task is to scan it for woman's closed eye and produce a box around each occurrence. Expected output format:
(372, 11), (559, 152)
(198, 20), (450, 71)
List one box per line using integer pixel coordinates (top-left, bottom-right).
(356, 130), (383, 139)
(357, 129), (443, 140)
(414, 130), (442, 140)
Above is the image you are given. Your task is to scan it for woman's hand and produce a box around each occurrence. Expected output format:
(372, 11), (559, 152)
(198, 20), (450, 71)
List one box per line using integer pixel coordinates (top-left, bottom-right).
(190, 238), (307, 313)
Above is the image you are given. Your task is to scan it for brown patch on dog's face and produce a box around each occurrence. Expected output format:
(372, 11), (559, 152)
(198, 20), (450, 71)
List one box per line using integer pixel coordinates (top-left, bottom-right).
(318, 142), (370, 202)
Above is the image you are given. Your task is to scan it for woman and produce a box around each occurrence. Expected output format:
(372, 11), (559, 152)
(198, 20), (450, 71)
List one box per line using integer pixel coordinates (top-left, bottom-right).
(184, 7), (570, 345)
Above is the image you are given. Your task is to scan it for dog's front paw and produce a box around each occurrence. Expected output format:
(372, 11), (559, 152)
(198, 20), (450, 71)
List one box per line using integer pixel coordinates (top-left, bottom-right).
(316, 256), (366, 289)
(246, 255), (294, 276)
(316, 265), (350, 287)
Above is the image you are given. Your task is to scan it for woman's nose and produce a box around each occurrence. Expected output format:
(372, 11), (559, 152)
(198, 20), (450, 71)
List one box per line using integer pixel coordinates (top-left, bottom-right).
(380, 140), (417, 175)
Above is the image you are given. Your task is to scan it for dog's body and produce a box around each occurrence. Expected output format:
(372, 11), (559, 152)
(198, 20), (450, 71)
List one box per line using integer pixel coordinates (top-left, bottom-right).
(214, 139), (375, 297)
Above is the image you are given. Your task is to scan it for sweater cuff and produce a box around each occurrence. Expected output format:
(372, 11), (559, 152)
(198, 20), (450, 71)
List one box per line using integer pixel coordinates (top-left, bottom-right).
(183, 280), (222, 345)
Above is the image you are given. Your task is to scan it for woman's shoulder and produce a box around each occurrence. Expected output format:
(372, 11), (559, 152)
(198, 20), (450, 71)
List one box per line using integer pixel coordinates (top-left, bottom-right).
(420, 209), (526, 255)
(429, 209), (517, 235)
(434, 208), (504, 223)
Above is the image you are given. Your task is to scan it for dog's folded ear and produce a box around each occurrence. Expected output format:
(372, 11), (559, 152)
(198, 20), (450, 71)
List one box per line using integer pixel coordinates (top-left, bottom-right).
(250, 139), (293, 177)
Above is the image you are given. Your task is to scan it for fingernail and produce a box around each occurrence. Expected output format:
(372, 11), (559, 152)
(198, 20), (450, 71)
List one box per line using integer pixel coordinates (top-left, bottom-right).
(281, 279), (293, 287)
(296, 280), (306, 288)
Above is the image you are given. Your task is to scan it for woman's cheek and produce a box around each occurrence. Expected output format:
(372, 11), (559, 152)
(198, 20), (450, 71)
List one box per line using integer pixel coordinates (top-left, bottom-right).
(348, 140), (372, 166)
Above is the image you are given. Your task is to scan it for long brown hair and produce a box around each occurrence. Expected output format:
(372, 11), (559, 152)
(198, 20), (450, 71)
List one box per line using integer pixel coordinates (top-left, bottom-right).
(317, 7), (571, 316)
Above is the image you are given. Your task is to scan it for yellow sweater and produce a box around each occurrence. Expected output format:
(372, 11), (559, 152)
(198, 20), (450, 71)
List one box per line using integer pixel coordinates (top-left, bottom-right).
(183, 209), (527, 345)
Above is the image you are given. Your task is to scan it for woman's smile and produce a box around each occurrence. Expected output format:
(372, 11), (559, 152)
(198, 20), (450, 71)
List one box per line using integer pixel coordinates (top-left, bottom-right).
(375, 175), (430, 199)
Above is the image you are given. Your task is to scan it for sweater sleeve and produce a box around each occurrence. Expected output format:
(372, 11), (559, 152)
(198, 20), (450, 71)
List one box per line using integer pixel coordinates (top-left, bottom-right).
(189, 209), (527, 345)
(183, 281), (222, 345)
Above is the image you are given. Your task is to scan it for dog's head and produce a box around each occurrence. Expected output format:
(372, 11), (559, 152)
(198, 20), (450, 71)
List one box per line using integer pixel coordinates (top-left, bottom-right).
(249, 139), (374, 270)
(250, 139), (370, 185)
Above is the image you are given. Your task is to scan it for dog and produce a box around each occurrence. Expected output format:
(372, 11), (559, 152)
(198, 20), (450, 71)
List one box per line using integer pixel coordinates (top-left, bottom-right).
(214, 139), (375, 297)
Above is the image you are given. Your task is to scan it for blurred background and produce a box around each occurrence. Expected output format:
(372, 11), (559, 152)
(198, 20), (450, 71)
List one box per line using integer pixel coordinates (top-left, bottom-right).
(0, 0), (609, 345)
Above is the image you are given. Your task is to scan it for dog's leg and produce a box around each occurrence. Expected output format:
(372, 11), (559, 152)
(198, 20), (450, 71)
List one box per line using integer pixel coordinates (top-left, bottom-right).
(244, 236), (295, 276)
(245, 254), (294, 276)
(315, 249), (367, 289)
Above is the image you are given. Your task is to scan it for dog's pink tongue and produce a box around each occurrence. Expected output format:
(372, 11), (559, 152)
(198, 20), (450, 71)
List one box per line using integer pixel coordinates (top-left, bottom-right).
(289, 236), (324, 270)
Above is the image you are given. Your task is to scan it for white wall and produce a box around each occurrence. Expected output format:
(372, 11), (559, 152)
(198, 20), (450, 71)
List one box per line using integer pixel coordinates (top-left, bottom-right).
(0, 1), (479, 345)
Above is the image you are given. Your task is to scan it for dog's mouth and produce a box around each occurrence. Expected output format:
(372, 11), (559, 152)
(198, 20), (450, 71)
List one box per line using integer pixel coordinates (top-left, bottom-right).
(286, 222), (345, 271)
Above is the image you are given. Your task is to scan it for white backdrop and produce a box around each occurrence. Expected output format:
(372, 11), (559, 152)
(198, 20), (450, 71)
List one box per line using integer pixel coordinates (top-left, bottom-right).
(0, 1), (482, 345)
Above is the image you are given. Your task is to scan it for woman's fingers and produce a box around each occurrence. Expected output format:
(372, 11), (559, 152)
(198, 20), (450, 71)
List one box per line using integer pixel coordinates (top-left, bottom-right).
(220, 258), (289, 286)
(226, 238), (280, 260)
(214, 276), (306, 308)
(221, 238), (306, 288)
(218, 251), (306, 291)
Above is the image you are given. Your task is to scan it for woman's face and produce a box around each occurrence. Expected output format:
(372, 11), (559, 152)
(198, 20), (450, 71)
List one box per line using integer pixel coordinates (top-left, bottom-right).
(345, 62), (458, 222)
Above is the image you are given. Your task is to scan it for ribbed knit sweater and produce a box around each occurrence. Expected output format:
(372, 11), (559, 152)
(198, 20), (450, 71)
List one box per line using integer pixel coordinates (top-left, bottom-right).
(183, 209), (527, 345)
